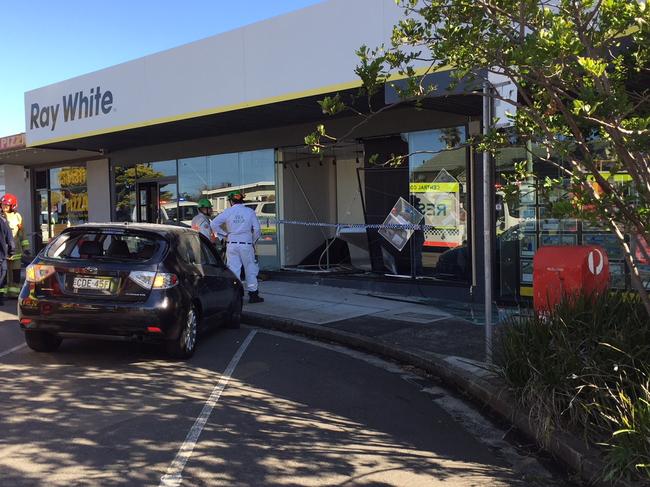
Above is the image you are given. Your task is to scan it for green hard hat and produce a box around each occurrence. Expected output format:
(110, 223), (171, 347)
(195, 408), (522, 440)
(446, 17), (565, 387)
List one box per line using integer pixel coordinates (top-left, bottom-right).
(227, 190), (244, 202)
(197, 198), (212, 208)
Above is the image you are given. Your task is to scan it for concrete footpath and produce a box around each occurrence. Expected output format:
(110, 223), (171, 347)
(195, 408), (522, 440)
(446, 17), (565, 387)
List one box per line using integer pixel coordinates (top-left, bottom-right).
(243, 280), (630, 487)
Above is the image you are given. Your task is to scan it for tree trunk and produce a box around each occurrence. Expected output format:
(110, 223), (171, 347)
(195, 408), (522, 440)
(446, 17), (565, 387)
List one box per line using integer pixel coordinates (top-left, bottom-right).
(609, 220), (650, 316)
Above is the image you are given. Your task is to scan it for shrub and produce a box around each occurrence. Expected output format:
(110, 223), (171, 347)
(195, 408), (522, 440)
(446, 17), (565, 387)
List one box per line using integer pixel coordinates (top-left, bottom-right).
(494, 293), (650, 482)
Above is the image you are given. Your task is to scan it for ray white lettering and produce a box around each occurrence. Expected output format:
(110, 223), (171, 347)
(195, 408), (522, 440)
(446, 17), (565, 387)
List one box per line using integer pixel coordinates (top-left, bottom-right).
(31, 86), (114, 132)
(30, 103), (61, 131)
(63, 87), (112, 121)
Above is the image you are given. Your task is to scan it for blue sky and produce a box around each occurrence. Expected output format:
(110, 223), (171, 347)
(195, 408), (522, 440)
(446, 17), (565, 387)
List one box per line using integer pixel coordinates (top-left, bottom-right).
(0, 0), (323, 137)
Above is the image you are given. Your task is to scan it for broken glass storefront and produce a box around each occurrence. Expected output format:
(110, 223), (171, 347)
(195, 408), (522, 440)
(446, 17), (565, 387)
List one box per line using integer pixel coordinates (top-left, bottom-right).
(277, 126), (471, 282)
(108, 129), (471, 283)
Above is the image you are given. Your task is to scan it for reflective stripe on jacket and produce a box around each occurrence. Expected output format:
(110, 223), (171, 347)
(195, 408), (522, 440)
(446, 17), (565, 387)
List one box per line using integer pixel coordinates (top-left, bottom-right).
(5, 211), (27, 258)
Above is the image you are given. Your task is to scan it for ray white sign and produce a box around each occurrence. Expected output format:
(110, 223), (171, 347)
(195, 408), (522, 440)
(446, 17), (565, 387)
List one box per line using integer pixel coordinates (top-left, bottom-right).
(25, 0), (407, 147)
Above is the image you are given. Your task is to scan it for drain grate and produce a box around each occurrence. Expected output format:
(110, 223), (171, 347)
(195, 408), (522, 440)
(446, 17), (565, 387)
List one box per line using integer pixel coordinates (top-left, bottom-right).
(392, 312), (446, 323)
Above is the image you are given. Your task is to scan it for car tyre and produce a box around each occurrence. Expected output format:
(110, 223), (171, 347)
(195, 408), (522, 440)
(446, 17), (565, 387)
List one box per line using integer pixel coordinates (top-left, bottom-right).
(167, 304), (198, 359)
(226, 293), (242, 329)
(24, 330), (62, 352)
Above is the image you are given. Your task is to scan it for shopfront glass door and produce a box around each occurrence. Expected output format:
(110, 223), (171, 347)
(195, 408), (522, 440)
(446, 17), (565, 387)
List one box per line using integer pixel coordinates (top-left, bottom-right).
(136, 179), (178, 224)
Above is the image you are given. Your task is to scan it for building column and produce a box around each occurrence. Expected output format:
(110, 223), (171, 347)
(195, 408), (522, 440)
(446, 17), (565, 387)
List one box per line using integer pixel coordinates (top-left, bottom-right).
(4, 164), (33, 249)
(86, 159), (111, 222)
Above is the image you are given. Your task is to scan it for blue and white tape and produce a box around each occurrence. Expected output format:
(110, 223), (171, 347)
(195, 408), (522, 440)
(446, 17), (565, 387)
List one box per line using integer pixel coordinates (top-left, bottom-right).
(261, 219), (442, 231)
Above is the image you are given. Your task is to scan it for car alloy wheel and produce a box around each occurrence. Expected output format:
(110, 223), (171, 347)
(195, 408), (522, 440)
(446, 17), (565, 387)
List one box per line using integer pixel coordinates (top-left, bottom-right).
(167, 304), (198, 359)
(181, 306), (198, 353)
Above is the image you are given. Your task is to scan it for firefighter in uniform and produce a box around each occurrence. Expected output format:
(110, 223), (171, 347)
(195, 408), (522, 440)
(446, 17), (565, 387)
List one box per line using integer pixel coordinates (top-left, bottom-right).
(191, 198), (216, 242)
(1, 194), (29, 298)
(0, 214), (15, 305)
(210, 191), (264, 303)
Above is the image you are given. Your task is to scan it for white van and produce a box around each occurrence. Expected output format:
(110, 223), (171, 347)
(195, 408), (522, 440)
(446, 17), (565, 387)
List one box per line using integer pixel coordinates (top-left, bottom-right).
(244, 201), (276, 221)
(131, 201), (199, 226)
(161, 201), (199, 225)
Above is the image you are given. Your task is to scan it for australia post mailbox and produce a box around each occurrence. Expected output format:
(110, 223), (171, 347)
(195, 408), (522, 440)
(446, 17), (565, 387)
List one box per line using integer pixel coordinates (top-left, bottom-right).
(533, 245), (609, 313)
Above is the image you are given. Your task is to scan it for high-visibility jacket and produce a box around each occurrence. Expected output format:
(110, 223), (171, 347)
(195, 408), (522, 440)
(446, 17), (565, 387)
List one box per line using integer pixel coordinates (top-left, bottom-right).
(4, 211), (28, 260)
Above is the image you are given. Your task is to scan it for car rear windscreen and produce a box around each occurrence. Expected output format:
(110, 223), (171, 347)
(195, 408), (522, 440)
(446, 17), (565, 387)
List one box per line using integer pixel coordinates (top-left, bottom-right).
(44, 231), (166, 262)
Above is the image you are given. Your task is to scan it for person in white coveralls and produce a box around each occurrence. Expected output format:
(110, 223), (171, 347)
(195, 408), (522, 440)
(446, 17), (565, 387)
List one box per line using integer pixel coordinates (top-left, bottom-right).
(210, 190), (264, 304)
(191, 198), (216, 242)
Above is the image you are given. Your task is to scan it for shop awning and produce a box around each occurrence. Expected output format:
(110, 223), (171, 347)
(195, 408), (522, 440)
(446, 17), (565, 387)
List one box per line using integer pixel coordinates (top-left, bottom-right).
(0, 133), (99, 167)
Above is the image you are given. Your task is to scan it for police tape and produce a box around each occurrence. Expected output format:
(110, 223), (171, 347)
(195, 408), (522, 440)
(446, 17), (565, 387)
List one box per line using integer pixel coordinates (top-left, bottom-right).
(269, 219), (438, 231)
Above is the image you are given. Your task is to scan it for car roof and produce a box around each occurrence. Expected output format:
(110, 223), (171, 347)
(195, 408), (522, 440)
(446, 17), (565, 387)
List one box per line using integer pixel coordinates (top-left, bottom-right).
(63, 223), (193, 237)
(162, 201), (197, 207)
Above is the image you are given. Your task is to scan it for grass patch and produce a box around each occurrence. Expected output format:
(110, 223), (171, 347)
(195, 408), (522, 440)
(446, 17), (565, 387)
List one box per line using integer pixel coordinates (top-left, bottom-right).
(494, 293), (650, 483)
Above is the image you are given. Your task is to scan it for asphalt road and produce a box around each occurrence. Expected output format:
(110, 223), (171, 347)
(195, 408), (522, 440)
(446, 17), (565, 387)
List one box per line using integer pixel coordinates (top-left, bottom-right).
(0, 316), (574, 487)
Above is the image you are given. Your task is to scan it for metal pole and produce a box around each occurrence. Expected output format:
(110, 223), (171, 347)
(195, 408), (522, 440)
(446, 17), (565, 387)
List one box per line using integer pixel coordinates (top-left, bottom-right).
(483, 82), (493, 363)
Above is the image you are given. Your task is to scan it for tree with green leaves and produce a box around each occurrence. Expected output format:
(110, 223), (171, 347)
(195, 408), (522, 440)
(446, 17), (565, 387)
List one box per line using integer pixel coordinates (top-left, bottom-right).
(307, 0), (650, 313)
(114, 165), (166, 217)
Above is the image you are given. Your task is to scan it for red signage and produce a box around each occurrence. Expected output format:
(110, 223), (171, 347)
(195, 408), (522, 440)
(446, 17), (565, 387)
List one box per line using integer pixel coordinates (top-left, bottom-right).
(0, 133), (26, 151)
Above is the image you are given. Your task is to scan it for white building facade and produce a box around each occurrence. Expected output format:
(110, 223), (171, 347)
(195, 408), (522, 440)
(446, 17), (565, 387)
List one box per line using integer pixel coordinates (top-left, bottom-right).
(4, 0), (509, 302)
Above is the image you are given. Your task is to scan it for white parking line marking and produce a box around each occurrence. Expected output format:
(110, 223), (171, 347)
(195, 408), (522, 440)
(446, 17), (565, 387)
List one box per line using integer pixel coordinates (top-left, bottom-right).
(159, 330), (257, 487)
(0, 343), (26, 359)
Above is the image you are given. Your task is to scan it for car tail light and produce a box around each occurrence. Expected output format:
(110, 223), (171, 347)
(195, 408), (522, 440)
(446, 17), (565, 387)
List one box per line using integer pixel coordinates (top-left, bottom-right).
(25, 264), (56, 283)
(128, 271), (178, 290)
(147, 326), (162, 333)
(153, 273), (178, 289)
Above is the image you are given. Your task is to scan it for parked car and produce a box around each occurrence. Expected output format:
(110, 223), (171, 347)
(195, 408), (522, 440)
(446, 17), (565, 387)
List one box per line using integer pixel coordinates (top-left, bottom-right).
(18, 223), (243, 358)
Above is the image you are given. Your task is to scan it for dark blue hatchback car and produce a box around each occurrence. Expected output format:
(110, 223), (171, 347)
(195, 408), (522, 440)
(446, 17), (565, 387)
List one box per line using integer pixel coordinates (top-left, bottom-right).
(18, 223), (243, 358)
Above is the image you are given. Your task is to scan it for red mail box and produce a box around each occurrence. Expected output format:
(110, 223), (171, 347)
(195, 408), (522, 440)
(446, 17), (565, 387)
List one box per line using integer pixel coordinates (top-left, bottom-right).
(533, 245), (609, 313)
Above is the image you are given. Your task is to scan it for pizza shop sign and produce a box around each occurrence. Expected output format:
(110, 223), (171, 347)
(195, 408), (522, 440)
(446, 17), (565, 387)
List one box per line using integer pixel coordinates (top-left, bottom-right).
(0, 134), (26, 151)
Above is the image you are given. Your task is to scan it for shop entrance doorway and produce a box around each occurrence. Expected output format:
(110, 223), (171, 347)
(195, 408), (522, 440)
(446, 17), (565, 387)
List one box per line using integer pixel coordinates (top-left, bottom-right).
(135, 178), (178, 224)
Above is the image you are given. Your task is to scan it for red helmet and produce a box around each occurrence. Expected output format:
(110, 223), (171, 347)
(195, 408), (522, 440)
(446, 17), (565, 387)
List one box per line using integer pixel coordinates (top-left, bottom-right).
(1, 193), (17, 211)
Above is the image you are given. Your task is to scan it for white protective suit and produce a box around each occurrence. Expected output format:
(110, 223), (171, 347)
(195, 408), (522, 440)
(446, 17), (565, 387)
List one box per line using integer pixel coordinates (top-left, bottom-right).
(210, 203), (261, 292)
